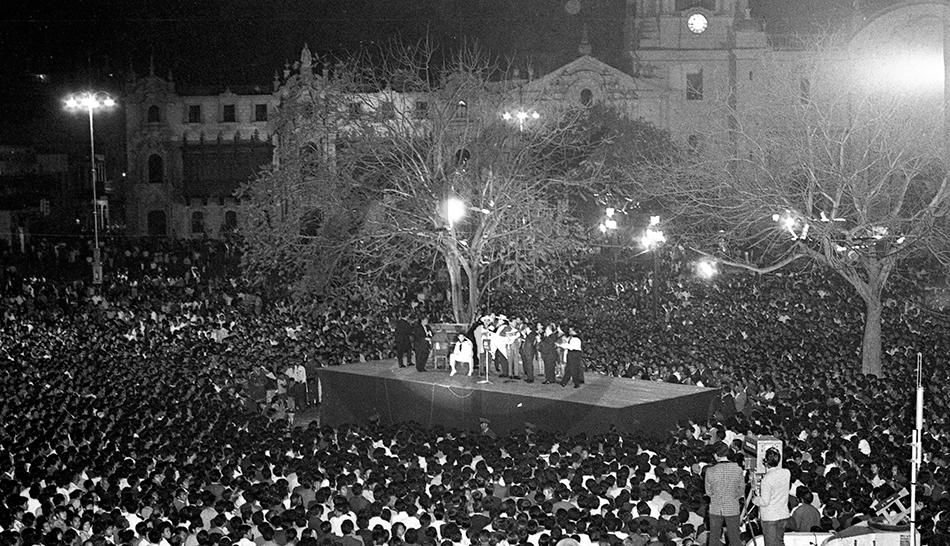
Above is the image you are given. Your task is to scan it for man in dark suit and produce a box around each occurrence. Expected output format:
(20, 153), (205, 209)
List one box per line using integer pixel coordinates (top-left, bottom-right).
(412, 316), (432, 372)
(393, 313), (413, 368)
(519, 323), (538, 383)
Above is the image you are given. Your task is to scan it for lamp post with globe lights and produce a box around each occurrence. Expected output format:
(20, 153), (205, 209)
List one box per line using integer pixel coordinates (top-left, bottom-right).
(65, 91), (116, 285)
(502, 109), (540, 132)
(639, 216), (666, 321)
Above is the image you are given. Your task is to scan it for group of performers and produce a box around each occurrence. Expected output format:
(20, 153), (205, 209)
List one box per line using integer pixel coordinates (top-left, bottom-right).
(393, 312), (585, 388)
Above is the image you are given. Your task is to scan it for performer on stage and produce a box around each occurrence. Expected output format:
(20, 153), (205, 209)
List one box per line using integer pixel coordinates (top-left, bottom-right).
(393, 313), (413, 368)
(508, 318), (523, 380)
(752, 448), (790, 546)
(539, 323), (558, 384)
(557, 326), (584, 388)
(412, 316), (432, 372)
(492, 316), (512, 377)
(704, 442), (745, 546)
(449, 332), (474, 377)
(474, 315), (493, 376)
(519, 322), (538, 383)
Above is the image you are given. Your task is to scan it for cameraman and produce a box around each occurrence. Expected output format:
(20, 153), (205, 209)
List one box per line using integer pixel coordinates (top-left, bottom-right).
(753, 447), (791, 546)
(704, 442), (744, 546)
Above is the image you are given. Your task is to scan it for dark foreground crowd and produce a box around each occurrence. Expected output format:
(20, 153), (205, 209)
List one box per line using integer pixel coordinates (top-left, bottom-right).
(1, 238), (949, 546)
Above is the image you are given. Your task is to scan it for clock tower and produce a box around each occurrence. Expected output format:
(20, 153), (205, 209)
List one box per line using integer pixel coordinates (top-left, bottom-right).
(625, 0), (769, 146)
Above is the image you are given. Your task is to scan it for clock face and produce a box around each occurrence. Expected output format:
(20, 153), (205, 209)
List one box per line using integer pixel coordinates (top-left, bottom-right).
(687, 13), (708, 34)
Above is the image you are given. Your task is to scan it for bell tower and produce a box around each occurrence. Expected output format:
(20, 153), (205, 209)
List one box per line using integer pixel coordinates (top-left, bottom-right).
(628, 0), (757, 51)
(624, 0), (768, 146)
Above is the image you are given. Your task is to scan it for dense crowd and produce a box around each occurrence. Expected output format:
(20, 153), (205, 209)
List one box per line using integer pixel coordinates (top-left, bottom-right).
(1, 237), (949, 545)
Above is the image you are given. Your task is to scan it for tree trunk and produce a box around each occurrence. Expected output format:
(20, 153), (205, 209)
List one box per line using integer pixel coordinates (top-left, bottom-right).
(444, 251), (464, 323)
(861, 295), (883, 376)
(466, 264), (480, 325)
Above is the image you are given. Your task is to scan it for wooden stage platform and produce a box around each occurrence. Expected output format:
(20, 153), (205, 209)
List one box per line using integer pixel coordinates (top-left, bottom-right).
(316, 360), (718, 437)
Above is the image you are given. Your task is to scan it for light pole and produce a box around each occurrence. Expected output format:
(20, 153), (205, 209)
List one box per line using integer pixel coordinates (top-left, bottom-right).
(639, 216), (665, 321)
(65, 91), (116, 285)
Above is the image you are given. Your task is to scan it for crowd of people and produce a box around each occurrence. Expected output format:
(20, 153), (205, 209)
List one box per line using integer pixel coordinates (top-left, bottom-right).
(1, 236), (949, 545)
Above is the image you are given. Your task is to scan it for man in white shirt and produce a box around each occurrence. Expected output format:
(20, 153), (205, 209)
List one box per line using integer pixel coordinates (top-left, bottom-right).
(753, 448), (791, 546)
(449, 333), (474, 377)
(285, 362), (307, 409)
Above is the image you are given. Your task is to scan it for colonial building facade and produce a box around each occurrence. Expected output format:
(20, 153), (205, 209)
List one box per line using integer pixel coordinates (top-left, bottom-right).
(122, 0), (937, 238)
(123, 68), (277, 238)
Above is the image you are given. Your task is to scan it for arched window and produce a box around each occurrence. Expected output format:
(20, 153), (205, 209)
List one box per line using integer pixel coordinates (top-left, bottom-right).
(147, 210), (167, 236)
(456, 100), (468, 118)
(147, 154), (164, 184)
(580, 89), (593, 107)
(224, 210), (237, 231)
(191, 211), (205, 234)
(147, 105), (160, 123)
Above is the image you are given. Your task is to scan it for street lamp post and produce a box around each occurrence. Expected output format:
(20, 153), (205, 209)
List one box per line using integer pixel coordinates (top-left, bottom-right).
(639, 216), (666, 322)
(65, 92), (116, 285)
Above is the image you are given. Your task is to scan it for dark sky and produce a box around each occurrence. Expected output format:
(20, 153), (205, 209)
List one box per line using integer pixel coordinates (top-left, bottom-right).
(0, 0), (878, 84)
(0, 0), (889, 149)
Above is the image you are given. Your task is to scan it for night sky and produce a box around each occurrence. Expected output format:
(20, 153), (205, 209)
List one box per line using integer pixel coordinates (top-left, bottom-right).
(0, 0), (892, 149)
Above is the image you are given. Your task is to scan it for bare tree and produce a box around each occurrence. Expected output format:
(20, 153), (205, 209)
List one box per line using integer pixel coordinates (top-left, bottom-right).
(637, 38), (950, 375)
(239, 41), (592, 321)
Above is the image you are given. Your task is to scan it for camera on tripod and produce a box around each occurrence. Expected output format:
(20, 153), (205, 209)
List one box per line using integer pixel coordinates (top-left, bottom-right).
(742, 434), (783, 475)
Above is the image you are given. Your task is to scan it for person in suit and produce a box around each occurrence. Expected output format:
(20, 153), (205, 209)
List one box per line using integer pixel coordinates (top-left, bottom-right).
(412, 316), (432, 372)
(492, 317), (512, 377)
(393, 313), (413, 368)
(519, 322), (538, 383)
(508, 318), (523, 380)
(557, 326), (584, 388)
(704, 442), (745, 546)
(539, 323), (558, 384)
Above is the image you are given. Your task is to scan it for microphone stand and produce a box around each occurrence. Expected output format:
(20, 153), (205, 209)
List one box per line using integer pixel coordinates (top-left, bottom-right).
(478, 340), (492, 385)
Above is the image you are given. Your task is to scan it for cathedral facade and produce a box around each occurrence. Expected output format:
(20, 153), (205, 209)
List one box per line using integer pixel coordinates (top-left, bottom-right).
(123, 0), (935, 239)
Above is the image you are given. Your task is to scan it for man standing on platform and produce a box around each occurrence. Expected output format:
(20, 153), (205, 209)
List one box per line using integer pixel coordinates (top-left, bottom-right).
(492, 316), (512, 377)
(508, 318), (523, 380)
(474, 315), (493, 376)
(539, 324), (558, 384)
(704, 442), (745, 546)
(557, 326), (584, 388)
(393, 313), (413, 368)
(519, 322), (538, 383)
(412, 316), (432, 372)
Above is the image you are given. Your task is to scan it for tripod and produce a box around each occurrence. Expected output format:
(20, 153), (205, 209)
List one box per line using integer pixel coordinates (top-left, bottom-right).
(739, 469), (760, 536)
